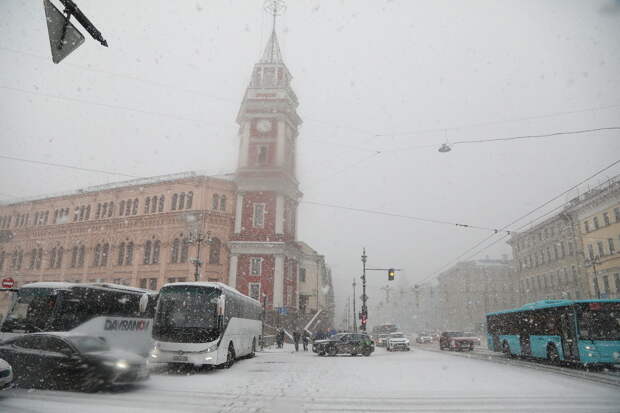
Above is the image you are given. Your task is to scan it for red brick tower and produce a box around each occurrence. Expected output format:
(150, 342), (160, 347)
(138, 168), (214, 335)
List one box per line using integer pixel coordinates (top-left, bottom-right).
(228, 27), (302, 316)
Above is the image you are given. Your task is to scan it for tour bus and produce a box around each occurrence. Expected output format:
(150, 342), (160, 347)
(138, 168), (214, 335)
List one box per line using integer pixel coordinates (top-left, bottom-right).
(486, 299), (620, 366)
(0, 282), (157, 356)
(150, 282), (262, 368)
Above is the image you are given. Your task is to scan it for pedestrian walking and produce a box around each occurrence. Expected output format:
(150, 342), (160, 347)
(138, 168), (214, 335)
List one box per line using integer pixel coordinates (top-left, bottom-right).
(276, 328), (284, 349)
(302, 331), (309, 351)
(293, 329), (301, 352)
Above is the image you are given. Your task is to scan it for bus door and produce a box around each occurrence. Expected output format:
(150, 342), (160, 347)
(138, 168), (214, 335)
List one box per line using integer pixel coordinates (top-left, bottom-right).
(559, 308), (578, 361)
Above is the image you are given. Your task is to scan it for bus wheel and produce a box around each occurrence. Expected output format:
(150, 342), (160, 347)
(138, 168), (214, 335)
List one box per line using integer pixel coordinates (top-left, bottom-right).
(547, 344), (560, 363)
(327, 346), (338, 357)
(225, 344), (235, 368)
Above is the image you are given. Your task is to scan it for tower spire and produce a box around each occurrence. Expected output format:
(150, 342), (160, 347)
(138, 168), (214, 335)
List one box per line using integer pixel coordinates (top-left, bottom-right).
(261, 0), (287, 64)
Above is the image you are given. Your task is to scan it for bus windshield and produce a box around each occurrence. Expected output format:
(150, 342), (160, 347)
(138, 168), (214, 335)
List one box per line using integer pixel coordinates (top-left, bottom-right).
(153, 285), (221, 343)
(1, 288), (58, 333)
(578, 302), (620, 341)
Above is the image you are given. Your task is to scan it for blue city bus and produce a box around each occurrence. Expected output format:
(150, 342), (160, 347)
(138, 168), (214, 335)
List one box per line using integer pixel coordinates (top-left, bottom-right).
(486, 299), (620, 366)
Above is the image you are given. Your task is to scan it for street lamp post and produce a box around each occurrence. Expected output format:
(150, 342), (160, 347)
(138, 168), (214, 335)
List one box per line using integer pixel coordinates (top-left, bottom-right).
(360, 248), (368, 331)
(589, 255), (602, 298)
(352, 278), (357, 332)
(190, 230), (211, 282)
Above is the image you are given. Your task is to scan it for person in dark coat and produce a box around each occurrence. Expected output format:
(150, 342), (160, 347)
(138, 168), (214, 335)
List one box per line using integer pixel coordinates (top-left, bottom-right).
(276, 329), (284, 349)
(302, 331), (309, 351)
(293, 330), (301, 352)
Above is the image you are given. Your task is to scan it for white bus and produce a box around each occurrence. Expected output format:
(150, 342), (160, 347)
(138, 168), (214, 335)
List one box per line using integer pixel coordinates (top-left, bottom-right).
(150, 282), (262, 368)
(0, 282), (156, 356)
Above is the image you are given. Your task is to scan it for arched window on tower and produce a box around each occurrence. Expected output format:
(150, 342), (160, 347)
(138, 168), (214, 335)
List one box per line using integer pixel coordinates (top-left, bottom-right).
(209, 238), (221, 264)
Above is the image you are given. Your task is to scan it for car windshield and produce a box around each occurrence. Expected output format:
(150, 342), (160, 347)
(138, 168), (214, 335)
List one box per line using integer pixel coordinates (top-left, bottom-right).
(3, 1), (619, 410)
(67, 336), (110, 353)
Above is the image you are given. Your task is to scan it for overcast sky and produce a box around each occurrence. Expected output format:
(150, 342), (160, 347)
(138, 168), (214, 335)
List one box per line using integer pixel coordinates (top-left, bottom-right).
(1, 0), (620, 319)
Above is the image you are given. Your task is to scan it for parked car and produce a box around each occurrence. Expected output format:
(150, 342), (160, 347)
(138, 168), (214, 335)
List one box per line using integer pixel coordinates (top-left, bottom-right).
(314, 332), (374, 356)
(439, 331), (476, 351)
(0, 333), (149, 391)
(386, 332), (410, 351)
(463, 332), (481, 346)
(415, 333), (433, 344)
(0, 358), (13, 390)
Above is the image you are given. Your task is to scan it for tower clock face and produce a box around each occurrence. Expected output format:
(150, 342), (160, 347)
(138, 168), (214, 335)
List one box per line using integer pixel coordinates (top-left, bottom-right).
(256, 119), (272, 133)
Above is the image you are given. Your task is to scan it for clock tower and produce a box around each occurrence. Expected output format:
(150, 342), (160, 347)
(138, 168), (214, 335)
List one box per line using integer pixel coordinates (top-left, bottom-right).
(228, 22), (302, 315)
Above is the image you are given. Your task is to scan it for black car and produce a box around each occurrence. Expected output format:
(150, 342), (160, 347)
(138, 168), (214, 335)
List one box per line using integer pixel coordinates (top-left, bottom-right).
(0, 333), (149, 392)
(313, 333), (374, 357)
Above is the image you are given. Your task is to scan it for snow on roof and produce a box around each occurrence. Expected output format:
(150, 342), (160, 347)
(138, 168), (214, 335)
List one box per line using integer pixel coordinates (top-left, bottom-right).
(161, 281), (260, 304)
(20, 281), (153, 295)
(486, 299), (620, 316)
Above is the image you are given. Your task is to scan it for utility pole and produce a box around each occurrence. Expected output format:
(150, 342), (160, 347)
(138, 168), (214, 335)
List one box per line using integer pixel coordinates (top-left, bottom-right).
(352, 278), (357, 332)
(360, 248), (368, 331)
(591, 255), (601, 298)
(261, 293), (267, 350)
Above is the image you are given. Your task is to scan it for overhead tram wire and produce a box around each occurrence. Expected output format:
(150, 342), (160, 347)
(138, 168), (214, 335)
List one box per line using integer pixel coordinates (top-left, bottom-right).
(417, 159), (620, 284)
(0, 154), (141, 178)
(301, 201), (512, 234)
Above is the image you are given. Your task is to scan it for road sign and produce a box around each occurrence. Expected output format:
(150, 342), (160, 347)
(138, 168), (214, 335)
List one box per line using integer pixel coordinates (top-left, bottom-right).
(1, 277), (15, 289)
(44, 0), (85, 64)
(276, 307), (288, 315)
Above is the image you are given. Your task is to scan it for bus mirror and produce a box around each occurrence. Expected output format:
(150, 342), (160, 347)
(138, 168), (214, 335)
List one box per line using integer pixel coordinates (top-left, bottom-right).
(139, 294), (149, 313)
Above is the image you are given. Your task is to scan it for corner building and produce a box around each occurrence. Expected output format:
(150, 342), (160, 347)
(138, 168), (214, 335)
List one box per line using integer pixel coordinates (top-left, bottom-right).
(228, 30), (302, 319)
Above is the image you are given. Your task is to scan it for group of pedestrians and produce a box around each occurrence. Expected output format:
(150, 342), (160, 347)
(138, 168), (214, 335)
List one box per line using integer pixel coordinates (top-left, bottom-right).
(275, 328), (312, 351)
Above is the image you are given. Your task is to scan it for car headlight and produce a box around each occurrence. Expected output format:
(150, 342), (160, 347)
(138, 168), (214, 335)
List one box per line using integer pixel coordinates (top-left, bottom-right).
(104, 360), (129, 369)
(584, 345), (595, 351)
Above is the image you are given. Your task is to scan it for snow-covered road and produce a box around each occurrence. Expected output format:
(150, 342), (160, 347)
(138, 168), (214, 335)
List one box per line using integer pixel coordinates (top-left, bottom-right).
(1, 345), (619, 412)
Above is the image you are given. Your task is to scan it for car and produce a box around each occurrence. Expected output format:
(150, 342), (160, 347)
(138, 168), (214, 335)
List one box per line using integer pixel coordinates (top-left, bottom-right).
(415, 333), (433, 344)
(313, 333), (374, 357)
(462, 332), (481, 346)
(386, 332), (410, 351)
(376, 334), (389, 347)
(439, 331), (476, 351)
(0, 358), (13, 390)
(0, 333), (149, 391)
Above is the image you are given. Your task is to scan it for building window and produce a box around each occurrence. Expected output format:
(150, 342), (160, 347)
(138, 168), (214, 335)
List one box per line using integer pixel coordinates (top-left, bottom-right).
(132, 199), (138, 215)
(597, 241), (605, 257)
(171, 194), (178, 211)
(299, 268), (306, 283)
(125, 200), (131, 216)
(56, 247), (63, 269)
(212, 194), (219, 210)
(257, 145), (268, 164)
(249, 283), (260, 300)
(158, 195), (165, 212)
(593, 216), (599, 230)
(145, 197), (151, 214)
(208, 237), (221, 264)
(250, 257), (262, 276)
(186, 192), (193, 209)
(77, 246), (85, 268)
(152, 240), (161, 264)
(151, 196), (157, 213)
(148, 278), (158, 290)
(71, 246), (78, 268)
(49, 247), (57, 269)
(603, 275), (610, 294)
(615, 207), (620, 223)
(180, 238), (189, 263)
(584, 220), (590, 233)
(101, 203), (108, 219)
(603, 212), (610, 226)
(85, 206), (90, 220)
(253, 203), (265, 228)
(29, 248), (37, 269)
(119, 200), (125, 216)
(220, 195), (226, 211)
(101, 243), (109, 267)
(93, 244), (101, 267)
(609, 238), (616, 255)
(615, 273), (620, 293)
(126, 242), (134, 265)
(171, 238), (180, 264)
(588, 244), (595, 260)
(118, 243), (126, 266)
(179, 193), (186, 210)
(144, 241), (152, 264)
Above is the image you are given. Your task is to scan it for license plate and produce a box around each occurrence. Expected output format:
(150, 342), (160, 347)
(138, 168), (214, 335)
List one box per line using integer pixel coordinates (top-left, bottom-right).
(173, 355), (188, 362)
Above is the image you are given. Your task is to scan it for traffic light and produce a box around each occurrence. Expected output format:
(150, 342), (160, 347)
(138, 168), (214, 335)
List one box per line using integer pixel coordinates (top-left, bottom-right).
(360, 313), (367, 326)
(388, 268), (395, 281)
